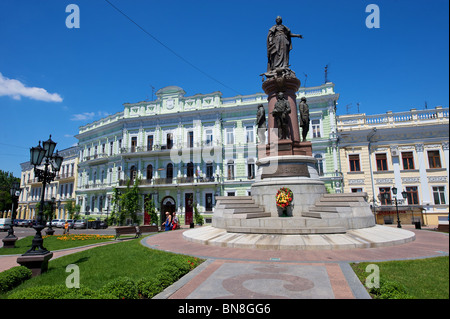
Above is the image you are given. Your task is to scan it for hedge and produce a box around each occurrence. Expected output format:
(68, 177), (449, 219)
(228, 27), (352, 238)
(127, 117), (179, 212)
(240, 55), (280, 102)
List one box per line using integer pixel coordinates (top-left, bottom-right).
(0, 266), (32, 294)
(7, 256), (202, 299)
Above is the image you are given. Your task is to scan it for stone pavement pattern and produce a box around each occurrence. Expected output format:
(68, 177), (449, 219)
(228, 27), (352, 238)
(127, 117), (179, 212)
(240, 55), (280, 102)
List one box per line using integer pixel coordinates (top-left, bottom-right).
(144, 226), (449, 299)
(1, 226), (448, 299)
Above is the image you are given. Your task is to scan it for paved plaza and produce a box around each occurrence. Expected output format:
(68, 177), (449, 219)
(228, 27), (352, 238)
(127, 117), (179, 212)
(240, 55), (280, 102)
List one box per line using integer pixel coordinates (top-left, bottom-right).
(144, 225), (449, 299)
(1, 225), (448, 299)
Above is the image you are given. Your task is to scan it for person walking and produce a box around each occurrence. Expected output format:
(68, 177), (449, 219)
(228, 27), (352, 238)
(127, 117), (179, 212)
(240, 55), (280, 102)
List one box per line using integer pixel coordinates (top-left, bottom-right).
(63, 220), (70, 235)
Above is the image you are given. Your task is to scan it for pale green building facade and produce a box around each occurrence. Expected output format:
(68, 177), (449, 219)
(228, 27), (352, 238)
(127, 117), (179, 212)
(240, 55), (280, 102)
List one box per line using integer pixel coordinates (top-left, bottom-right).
(75, 83), (341, 224)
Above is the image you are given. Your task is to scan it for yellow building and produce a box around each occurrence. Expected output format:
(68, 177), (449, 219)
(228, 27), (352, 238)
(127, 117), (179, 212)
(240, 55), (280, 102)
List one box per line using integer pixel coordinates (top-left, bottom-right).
(18, 146), (79, 220)
(337, 107), (449, 226)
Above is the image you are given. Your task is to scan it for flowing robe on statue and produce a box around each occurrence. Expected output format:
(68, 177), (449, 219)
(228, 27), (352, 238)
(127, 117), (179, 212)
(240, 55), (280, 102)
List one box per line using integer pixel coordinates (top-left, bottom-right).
(267, 24), (293, 72)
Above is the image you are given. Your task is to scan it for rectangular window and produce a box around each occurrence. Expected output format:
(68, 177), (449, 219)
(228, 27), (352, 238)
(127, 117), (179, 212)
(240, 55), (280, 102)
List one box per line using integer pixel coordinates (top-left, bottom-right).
(312, 119), (321, 138)
(205, 129), (213, 146)
(167, 133), (173, 149)
(206, 163), (213, 179)
(131, 137), (137, 153)
(205, 193), (213, 211)
(110, 142), (114, 155)
(188, 131), (194, 148)
(349, 155), (361, 172)
(147, 135), (153, 151)
(376, 153), (388, 171)
(246, 126), (254, 143)
(433, 186), (446, 205)
(428, 150), (441, 168)
(405, 186), (419, 205)
(247, 163), (255, 179)
(402, 152), (415, 170)
(226, 127), (234, 145)
(351, 188), (363, 193)
(379, 187), (391, 205)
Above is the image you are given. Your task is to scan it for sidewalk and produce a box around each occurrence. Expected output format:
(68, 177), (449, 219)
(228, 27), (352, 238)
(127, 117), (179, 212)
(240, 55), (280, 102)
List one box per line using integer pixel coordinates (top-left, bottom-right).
(143, 225), (449, 299)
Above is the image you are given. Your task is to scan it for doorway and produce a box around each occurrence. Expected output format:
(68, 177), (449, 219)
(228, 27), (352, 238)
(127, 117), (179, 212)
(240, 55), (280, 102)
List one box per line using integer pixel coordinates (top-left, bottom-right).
(185, 193), (194, 225)
(161, 196), (176, 225)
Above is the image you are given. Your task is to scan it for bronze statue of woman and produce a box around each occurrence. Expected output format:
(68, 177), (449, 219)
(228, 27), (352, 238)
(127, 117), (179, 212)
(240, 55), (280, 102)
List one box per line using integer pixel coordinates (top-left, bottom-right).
(267, 16), (303, 72)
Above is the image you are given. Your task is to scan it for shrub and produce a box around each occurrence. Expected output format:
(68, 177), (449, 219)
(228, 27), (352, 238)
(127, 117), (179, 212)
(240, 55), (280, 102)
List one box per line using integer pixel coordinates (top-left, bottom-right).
(0, 266), (32, 294)
(370, 279), (413, 299)
(8, 285), (115, 299)
(101, 277), (138, 299)
(136, 277), (163, 299)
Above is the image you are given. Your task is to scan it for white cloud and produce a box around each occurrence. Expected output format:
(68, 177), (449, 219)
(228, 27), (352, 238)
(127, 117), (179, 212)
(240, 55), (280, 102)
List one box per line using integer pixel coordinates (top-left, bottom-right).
(0, 72), (63, 102)
(70, 111), (110, 121)
(71, 112), (95, 121)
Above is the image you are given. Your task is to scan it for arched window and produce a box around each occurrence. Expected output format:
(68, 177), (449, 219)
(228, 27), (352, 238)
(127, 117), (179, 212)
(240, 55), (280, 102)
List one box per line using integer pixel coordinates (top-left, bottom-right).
(227, 160), (235, 180)
(314, 154), (324, 176)
(146, 164), (153, 181)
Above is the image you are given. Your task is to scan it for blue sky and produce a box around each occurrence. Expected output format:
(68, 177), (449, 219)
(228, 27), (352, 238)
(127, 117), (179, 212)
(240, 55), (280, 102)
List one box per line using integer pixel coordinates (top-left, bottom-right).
(0, 0), (448, 178)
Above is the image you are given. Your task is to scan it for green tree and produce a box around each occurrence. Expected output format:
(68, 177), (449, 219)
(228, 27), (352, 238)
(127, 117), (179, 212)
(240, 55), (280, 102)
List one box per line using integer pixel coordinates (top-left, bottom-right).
(144, 196), (158, 225)
(193, 201), (204, 225)
(66, 199), (81, 220)
(35, 201), (53, 222)
(120, 178), (141, 225)
(0, 170), (20, 212)
(110, 187), (121, 226)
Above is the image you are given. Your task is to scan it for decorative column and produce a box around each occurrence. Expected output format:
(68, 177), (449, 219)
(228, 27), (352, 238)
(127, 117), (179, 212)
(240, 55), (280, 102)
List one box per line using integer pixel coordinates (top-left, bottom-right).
(443, 142), (449, 182)
(415, 143), (431, 205)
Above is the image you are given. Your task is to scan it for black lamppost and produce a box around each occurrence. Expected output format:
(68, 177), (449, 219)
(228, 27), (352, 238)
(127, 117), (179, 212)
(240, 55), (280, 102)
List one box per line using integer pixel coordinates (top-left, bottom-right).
(22, 135), (63, 256)
(45, 197), (56, 236)
(392, 186), (407, 229)
(2, 181), (21, 248)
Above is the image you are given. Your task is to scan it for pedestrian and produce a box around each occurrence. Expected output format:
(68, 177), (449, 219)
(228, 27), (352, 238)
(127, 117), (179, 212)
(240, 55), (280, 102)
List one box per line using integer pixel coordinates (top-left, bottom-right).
(162, 211), (172, 231)
(172, 212), (179, 230)
(63, 220), (70, 235)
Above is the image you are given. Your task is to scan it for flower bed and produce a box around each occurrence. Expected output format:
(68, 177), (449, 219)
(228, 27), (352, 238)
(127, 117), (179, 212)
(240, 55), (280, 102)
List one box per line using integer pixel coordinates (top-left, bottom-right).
(43, 234), (115, 241)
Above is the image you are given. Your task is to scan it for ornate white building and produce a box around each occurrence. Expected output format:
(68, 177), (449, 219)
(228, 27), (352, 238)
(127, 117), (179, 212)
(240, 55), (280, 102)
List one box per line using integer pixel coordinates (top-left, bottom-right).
(337, 107), (449, 226)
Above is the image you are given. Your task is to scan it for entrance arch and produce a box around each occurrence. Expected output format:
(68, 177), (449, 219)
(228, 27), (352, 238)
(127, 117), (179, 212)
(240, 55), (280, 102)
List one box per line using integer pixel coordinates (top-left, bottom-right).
(161, 196), (176, 224)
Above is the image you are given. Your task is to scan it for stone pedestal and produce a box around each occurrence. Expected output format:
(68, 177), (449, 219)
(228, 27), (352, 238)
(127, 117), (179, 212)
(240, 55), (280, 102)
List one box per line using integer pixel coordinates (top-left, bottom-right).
(17, 252), (53, 277)
(260, 73), (305, 159)
(252, 154), (326, 217)
(2, 236), (17, 248)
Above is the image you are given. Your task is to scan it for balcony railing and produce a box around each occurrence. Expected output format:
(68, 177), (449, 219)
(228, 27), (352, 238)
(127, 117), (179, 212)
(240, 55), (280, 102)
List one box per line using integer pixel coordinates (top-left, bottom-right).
(337, 107), (449, 130)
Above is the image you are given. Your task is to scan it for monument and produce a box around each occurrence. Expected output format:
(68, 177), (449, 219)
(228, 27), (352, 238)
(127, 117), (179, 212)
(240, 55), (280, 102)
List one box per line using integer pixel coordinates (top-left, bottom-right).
(183, 17), (415, 250)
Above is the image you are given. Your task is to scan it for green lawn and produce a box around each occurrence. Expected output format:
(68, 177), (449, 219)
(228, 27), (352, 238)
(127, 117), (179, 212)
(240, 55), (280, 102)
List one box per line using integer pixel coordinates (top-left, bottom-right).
(351, 256), (449, 299)
(0, 234), (115, 256)
(3, 235), (203, 298)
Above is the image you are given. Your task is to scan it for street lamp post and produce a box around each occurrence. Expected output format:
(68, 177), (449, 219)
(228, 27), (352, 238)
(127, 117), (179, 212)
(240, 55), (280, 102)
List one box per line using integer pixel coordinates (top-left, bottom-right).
(17, 135), (63, 277)
(2, 181), (21, 248)
(391, 186), (408, 229)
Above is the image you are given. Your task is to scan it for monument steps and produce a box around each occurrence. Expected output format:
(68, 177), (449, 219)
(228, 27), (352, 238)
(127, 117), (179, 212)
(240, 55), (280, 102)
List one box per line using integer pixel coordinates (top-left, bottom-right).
(215, 196), (271, 220)
(224, 225), (346, 235)
(303, 193), (371, 219)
